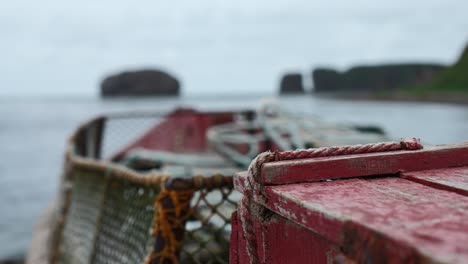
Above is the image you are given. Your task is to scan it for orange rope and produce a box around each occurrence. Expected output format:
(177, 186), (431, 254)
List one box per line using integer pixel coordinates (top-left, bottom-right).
(146, 188), (195, 264)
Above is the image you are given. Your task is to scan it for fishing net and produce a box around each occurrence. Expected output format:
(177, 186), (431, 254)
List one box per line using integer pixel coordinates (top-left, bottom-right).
(57, 168), (159, 264)
(180, 183), (238, 264)
(50, 111), (241, 264)
(147, 177), (238, 264)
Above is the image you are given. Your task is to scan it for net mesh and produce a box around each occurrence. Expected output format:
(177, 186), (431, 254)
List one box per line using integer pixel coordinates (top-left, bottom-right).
(180, 187), (239, 264)
(146, 185), (239, 264)
(54, 112), (239, 264)
(58, 167), (160, 264)
(100, 114), (163, 160)
(58, 169), (106, 264)
(93, 179), (159, 264)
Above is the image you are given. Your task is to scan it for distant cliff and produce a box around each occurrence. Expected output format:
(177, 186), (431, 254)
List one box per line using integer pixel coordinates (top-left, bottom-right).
(313, 64), (446, 93)
(279, 73), (305, 94)
(101, 69), (180, 97)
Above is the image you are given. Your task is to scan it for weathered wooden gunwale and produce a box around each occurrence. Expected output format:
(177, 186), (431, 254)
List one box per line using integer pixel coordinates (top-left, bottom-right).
(232, 142), (468, 264)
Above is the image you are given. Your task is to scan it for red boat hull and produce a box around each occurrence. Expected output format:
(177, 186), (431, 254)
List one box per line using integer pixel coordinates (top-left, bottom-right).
(111, 109), (238, 160)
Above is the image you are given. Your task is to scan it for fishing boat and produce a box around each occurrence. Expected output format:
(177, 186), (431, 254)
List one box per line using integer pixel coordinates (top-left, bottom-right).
(232, 139), (468, 263)
(26, 105), (389, 264)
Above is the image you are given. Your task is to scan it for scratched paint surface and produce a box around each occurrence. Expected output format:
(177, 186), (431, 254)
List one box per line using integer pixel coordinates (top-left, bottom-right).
(403, 167), (468, 196)
(266, 176), (468, 263)
(262, 144), (468, 185)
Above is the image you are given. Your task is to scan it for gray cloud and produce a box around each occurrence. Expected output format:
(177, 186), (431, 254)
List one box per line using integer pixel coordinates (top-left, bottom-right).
(1, 0), (467, 95)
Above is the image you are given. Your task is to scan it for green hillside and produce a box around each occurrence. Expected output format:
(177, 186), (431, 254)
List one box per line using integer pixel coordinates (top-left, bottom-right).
(412, 44), (468, 93)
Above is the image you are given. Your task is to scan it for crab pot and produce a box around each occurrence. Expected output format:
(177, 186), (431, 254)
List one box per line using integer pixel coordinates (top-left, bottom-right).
(47, 109), (249, 264)
(231, 143), (468, 264)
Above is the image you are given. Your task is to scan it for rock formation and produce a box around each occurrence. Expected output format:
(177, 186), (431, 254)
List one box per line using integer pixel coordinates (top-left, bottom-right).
(313, 64), (446, 93)
(279, 73), (305, 94)
(101, 69), (180, 97)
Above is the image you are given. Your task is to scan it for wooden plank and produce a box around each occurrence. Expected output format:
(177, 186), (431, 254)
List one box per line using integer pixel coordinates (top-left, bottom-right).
(264, 177), (468, 263)
(402, 167), (468, 196)
(262, 143), (468, 185)
(233, 205), (338, 264)
(230, 211), (241, 264)
(257, 213), (337, 264)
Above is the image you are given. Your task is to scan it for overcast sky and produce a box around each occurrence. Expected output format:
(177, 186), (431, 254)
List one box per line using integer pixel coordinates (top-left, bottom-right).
(1, 0), (467, 96)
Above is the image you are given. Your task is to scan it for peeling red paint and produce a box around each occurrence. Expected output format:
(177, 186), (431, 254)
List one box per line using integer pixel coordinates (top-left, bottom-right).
(402, 167), (468, 196)
(232, 143), (468, 264)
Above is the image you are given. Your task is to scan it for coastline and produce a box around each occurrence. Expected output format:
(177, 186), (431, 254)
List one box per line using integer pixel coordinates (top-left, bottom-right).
(314, 92), (468, 106)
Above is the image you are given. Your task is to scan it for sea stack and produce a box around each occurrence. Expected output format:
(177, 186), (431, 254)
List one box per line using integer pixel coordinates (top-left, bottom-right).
(100, 69), (180, 97)
(279, 73), (305, 94)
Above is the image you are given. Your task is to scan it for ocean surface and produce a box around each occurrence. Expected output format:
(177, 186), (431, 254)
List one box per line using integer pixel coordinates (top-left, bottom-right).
(0, 94), (467, 258)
